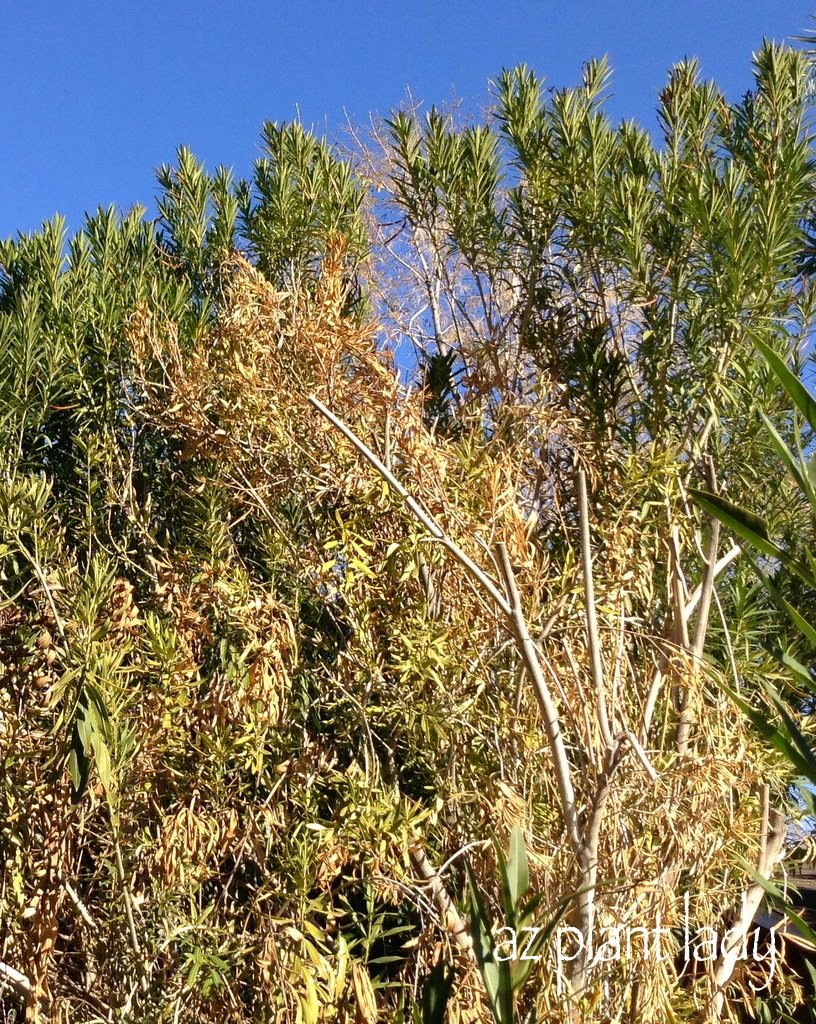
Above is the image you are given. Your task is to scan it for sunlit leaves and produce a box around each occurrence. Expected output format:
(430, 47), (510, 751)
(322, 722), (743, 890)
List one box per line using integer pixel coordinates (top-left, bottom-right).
(240, 121), (367, 291)
(1, 43), (815, 1024)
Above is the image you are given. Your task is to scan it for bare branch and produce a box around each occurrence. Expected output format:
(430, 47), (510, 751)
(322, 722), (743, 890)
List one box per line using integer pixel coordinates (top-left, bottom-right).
(308, 395), (511, 614)
(691, 457), (721, 661)
(409, 844), (476, 960)
(0, 960), (31, 1001)
(707, 784), (787, 1020)
(496, 542), (582, 858)
(578, 470), (614, 750)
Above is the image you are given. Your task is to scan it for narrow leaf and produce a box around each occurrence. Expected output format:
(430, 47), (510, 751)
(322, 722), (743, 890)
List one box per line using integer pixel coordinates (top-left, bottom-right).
(419, 961), (454, 1024)
(691, 489), (814, 586)
(756, 338), (816, 434)
(506, 824), (530, 911)
(756, 567), (816, 650)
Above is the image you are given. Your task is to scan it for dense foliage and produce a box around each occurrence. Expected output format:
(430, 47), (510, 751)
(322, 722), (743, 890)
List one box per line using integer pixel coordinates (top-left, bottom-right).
(1, 41), (816, 1024)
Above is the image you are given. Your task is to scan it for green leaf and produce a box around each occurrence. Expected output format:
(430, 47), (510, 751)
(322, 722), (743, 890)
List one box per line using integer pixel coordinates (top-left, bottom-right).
(419, 961), (454, 1024)
(690, 489), (774, 552)
(778, 649), (816, 692)
(761, 678), (816, 783)
(756, 567), (816, 651)
(511, 890), (574, 991)
(690, 489), (814, 586)
(506, 824), (530, 911)
(482, 961), (501, 1012)
(759, 411), (816, 507)
(467, 863), (514, 1024)
(734, 857), (816, 950)
(493, 837), (515, 931)
(93, 736), (112, 794)
(466, 862), (493, 967)
(719, 680), (816, 785)
(756, 338), (816, 434)
(67, 747), (81, 792)
(68, 721), (90, 802)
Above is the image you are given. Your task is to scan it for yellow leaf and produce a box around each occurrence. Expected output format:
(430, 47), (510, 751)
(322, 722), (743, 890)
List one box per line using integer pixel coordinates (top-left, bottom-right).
(302, 973), (319, 1024)
(334, 933), (349, 1000)
(302, 920), (326, 943)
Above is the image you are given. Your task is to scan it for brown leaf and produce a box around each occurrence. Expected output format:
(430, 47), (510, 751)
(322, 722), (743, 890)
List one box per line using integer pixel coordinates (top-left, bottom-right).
(351, 962), (378, 1024)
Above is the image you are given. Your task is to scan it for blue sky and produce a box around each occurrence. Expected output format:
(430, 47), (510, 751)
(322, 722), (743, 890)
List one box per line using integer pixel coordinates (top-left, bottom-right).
(2, 1), (814, 240)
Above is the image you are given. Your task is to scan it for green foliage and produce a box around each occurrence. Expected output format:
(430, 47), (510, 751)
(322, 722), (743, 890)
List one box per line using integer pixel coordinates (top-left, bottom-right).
(416, 960), (455, 1024)
(1, 37), (815, 1024)
(240, 121), (367, 292)
(692, 337), (816, 796)
(467, 825), (571, 1023)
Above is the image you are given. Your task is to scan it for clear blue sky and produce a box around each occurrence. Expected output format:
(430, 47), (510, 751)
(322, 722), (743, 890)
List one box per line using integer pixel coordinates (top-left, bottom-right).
(2, 1), (814, 240)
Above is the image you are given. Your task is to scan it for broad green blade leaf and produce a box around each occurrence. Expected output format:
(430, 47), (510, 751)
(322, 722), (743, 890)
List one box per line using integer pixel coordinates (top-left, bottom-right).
(419, 961), (454, 1024)
(517, 892), (545, 924)
(761, 679), (816, 783)
(506, 824), (529, 910)
(759, 411), (816, 507)
(467, 863), (514, 1024)
(756, 338), (816, 434)
(511, 887), (575, 990)
(779, 649), (816, 692)
(720, 681), (816, 783)
(93, 736), (113, 794)
(756, 567), (816, 650)
(690, 489), (776, 555)
(734, 855), (816, 950)
(482, 962), (501, 1013)
(76, 709), (92, 750)
(690, 489), (814, 587)
(494, 833), (515, 929)
(466, 862), (493, 969)
(67, 747), (82, 791)
(68, 721), (90, 803)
